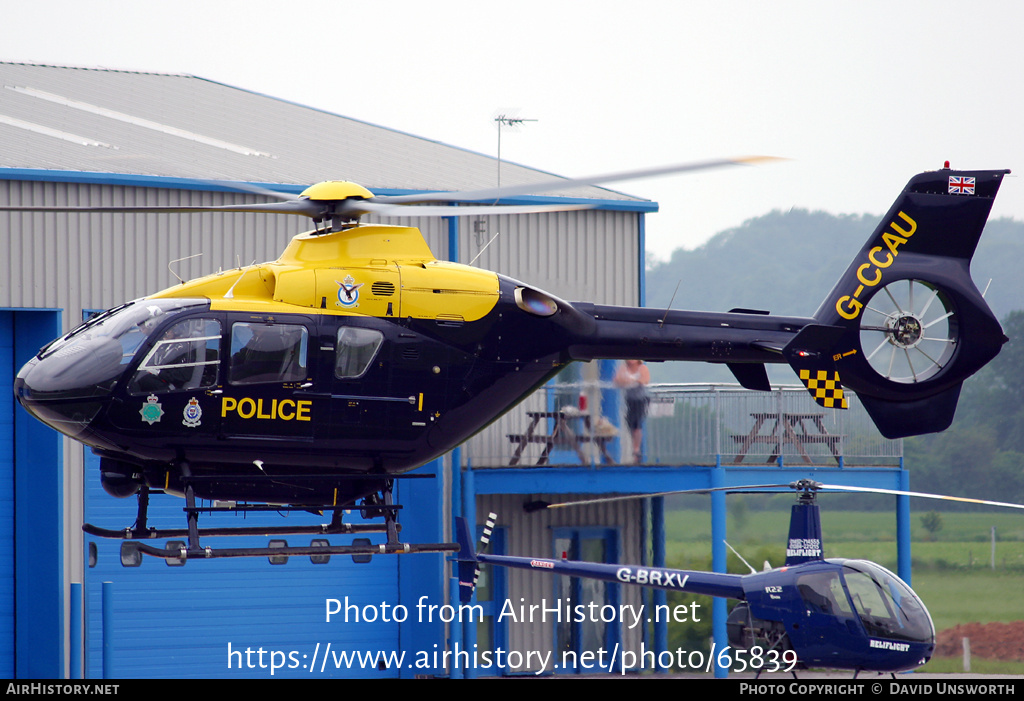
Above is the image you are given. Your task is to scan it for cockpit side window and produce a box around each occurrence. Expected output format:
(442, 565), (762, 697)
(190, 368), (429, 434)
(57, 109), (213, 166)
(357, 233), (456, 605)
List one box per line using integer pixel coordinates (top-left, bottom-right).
(335, 327), (384, 379)
(842, 562), (933, 643)
(129, 318), (222, 395)
(229, 322), (308, 385)
(796, 570), (854, 617)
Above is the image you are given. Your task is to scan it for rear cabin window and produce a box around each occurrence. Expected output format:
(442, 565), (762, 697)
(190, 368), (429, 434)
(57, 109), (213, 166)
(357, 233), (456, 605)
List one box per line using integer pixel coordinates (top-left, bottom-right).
(229, 322), (308, 385)
(335, 327), (383, 379)
(796, 570), (854, 617)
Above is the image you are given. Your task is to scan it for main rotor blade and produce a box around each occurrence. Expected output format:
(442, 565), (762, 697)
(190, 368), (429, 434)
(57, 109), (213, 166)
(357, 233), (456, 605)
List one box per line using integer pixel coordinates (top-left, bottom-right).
(0, 200), (323, 217)
(0, 195), (592, 220)
(817, 484), (1024, 511)
(210, 180), (301, 202)
(377, 156), (783, 205)
(355, 200), (594, 218)
(0, 155), (781, 220)
(535, 483), (795, 510)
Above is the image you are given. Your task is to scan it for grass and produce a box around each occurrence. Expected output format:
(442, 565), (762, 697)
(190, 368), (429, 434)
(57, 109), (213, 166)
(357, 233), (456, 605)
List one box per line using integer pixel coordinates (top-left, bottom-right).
(911, 569), (1024, 631)
(664, 514), (1024, 574)
(664, 507), (1024, 547)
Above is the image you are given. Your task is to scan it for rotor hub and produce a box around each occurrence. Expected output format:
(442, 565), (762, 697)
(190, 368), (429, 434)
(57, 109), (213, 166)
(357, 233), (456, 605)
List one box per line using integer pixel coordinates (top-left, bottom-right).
(790, 479), (822, 503)
(884, 313), (924, 349)
(299, 181), (374, 201)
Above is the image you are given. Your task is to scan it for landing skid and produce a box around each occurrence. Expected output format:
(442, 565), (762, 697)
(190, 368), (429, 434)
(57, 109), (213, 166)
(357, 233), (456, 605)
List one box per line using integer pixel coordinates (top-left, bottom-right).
(82, 521), (392, 540)
(86, 472), (456, 567)
(120, 538), (459, 567)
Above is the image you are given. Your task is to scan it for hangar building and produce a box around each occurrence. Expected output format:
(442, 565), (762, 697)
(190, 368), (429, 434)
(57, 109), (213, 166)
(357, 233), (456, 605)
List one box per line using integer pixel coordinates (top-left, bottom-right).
(0, 62), (656, 678)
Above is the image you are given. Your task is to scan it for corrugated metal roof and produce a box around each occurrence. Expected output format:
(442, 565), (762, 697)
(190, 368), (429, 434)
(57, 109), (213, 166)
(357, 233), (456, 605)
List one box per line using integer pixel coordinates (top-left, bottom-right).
(0, 62), (647, 204)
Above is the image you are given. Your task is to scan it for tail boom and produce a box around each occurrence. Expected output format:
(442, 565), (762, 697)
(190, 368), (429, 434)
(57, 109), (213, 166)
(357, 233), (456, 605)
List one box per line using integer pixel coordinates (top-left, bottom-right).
(549, 167), (1008, 439)
(453, 518), (744, 600)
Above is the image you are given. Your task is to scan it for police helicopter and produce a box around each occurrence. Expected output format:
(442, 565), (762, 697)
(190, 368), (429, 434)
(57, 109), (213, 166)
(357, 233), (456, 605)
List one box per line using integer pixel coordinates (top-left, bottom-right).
(454, 480), (1024, 676)
(5, 161), (1011, 564)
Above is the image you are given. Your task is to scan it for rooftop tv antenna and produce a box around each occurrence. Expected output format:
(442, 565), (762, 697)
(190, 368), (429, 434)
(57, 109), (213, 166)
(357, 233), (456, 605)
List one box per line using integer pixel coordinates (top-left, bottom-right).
(494, 112), (537, 194)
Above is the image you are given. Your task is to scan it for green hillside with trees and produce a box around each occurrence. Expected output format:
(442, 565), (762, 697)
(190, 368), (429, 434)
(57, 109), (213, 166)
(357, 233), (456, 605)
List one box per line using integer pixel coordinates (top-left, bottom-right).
(644, 210), (1024, 505)
(645, 210), (1022, 321)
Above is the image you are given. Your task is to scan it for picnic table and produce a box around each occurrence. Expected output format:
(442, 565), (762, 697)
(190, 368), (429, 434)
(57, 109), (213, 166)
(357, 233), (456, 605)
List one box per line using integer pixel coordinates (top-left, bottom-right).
(732, 412), (842, 464)
(507, 410), (615, 466)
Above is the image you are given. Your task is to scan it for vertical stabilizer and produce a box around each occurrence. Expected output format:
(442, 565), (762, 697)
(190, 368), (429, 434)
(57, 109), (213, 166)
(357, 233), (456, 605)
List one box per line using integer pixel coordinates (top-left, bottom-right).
(786, 168), (1010, 437)
(785, 483), (824, 566)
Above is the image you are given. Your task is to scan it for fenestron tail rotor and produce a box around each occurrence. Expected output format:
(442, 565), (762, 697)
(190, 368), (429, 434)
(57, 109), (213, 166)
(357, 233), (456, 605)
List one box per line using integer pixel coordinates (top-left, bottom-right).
(808, 168), (1009, 439)
(859, 279), (959, 384)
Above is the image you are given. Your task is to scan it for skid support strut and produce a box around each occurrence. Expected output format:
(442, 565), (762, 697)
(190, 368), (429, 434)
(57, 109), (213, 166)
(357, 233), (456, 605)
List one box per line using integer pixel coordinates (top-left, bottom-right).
(91, 470), (456, 566)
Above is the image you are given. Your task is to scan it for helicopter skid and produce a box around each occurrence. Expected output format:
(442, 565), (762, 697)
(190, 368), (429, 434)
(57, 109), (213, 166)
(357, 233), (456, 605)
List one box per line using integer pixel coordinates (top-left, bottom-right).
(83, 521), (390, 541)
(120, 538), (458, 567)
(91, 475), (449, 566)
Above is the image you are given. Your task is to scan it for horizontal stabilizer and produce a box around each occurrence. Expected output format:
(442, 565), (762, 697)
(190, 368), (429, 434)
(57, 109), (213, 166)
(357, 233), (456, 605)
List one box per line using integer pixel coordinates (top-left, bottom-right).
(784, 324), (847, 356)
(727, 362), (771, 391)
(728, 308), (770, 315)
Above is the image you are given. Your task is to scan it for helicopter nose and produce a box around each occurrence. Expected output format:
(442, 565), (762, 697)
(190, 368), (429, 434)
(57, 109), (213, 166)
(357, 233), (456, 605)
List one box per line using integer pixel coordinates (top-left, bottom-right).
(14, 337), (120, 438)
(15, 367), (102, 440)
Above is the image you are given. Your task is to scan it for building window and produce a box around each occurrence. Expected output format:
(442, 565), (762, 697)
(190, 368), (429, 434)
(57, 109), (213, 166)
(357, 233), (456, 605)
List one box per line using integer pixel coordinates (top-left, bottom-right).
(552, 527), (620, 673)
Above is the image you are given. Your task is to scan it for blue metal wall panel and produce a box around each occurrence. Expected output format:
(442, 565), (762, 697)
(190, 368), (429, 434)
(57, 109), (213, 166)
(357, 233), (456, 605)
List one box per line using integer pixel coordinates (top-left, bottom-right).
(13, 311), (63, 678)
(0, 312), (14, 677)
(83, 451), (448, 678)
(0, 310), (63, 678)
(396, 463), (446, 677)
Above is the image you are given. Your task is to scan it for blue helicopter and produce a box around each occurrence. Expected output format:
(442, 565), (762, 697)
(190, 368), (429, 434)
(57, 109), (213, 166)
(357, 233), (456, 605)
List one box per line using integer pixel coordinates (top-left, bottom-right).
(455, 480), (1024, 675)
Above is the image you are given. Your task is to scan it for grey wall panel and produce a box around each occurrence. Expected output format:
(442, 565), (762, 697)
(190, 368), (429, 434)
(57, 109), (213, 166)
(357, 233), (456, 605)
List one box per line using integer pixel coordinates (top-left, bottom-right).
(459, 210), (640, 307)
(458, 209), (641, 467)
(477, 493), (644, 674)
(1, 180), (302, 330)
(2, 181), (638, 323)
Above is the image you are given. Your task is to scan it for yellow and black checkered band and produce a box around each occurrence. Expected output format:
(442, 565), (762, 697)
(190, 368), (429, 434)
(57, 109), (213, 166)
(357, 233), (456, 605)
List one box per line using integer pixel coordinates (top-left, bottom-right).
(798, 369), (848, 409)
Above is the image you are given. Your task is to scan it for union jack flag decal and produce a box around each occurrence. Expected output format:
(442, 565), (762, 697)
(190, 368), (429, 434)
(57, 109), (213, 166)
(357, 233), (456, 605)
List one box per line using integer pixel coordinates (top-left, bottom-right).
(948, 176), (976, 195)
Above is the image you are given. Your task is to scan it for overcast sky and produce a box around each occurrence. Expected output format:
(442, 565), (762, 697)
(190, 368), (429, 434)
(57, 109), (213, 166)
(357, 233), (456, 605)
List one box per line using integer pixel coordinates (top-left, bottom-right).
(3, 0), (1022, 261)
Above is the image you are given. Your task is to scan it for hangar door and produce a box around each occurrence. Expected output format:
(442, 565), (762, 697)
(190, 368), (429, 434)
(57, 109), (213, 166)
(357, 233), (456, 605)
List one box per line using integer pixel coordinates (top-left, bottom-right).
(1, 310), (63, 678)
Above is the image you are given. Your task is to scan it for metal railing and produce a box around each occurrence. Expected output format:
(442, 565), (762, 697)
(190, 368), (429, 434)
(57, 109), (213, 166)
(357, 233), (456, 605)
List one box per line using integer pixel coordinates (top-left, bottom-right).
(465, 383), (902, 468)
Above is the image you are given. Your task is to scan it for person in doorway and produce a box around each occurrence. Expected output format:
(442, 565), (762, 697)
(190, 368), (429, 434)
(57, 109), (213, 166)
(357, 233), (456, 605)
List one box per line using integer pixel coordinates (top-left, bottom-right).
(614, 359), (650, 463)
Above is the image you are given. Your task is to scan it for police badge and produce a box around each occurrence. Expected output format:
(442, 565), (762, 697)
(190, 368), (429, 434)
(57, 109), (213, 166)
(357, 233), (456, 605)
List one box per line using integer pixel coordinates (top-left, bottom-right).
(140, 394), (164, 425)
(182, 397), (203, 428)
